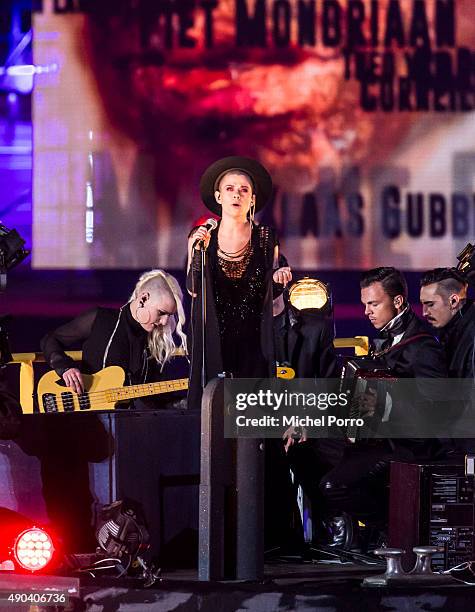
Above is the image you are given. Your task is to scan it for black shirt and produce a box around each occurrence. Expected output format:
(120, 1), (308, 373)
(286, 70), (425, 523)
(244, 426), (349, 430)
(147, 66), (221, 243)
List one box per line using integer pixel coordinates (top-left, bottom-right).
(41, 306), (150, 384)
(439, 301), (475, 379)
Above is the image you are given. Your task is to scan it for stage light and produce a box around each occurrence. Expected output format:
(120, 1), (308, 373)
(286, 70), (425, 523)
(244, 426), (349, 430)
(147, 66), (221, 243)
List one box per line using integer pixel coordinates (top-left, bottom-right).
(288, 277), (331, 313)
(0, 224), (29, 272)
(1, 63), (59, 77)
(95, 500), (150, 575)
(13, 528), (55, 572)
(0, 223), (30, 291)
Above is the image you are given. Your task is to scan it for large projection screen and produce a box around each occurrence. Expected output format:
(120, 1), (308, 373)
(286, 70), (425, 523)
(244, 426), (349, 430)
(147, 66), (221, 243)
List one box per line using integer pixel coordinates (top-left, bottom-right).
(33, 0), (475, 270)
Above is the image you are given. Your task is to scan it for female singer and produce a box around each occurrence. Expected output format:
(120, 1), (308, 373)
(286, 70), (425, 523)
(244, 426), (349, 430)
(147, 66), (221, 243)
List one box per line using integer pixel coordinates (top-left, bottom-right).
(187, 156), (291, 408)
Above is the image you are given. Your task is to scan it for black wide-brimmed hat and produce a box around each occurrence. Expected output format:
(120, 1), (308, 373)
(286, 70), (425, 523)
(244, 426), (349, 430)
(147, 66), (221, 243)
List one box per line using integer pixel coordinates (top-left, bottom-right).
(199, 156), (273, 215)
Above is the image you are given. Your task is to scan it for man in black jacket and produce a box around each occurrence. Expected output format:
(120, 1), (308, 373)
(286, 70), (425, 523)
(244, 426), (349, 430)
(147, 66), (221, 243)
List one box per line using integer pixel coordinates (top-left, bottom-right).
(360, 268), (446, 378)
(317, 267), (447, 546)
(420, 267), (475, 452)
(420, 268), (475, 379)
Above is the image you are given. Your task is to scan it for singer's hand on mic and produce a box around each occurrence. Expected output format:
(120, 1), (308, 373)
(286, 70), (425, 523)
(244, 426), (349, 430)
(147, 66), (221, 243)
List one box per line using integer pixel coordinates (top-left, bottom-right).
(188, 226), (211, 251)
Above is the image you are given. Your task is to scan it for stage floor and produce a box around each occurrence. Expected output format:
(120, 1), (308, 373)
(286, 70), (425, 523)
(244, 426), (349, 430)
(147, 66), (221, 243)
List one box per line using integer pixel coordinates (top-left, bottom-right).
(78, 562), (474, 612)
(3, 558), (470, 612)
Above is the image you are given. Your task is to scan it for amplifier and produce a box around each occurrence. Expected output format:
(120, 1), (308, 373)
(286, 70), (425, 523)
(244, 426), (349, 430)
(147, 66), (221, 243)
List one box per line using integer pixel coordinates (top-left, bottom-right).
(389, 461), (475, 571)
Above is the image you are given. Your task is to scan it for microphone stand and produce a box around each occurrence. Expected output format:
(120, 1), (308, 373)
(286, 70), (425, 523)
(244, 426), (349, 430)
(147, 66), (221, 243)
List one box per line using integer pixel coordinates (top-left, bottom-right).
(193, 224), (216, 390)
(199, 244), (207, 389)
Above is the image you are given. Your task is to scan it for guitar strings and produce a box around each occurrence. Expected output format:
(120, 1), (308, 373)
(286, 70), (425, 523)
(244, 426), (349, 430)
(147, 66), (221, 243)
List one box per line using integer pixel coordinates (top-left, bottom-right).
(45, 364), (287, 411)
(43, 380), (188, 410)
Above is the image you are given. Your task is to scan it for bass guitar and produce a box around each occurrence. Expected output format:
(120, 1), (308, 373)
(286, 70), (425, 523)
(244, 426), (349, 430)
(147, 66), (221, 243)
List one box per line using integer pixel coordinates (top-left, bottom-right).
(37, 366), (188, 413)
(37, 363), (296, 413)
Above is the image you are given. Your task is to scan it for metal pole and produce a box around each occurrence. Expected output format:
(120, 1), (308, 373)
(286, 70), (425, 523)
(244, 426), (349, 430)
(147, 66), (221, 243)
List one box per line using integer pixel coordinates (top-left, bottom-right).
(198, 378), (264, 581)
(198, 378), (228, 580)
(235, 438), (264, 581)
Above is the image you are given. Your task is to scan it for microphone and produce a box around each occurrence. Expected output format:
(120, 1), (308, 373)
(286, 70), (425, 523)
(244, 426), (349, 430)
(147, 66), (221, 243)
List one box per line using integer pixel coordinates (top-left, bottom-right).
(193, 218), (218, 249)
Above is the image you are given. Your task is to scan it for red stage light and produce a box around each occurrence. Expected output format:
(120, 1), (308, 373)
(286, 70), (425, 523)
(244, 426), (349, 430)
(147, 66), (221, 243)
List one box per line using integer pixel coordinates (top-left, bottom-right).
(13, 528), (55, 572)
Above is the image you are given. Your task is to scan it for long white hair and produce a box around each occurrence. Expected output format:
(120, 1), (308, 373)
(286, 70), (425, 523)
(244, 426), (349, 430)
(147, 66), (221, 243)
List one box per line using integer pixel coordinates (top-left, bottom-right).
(130, 269), (187, 369)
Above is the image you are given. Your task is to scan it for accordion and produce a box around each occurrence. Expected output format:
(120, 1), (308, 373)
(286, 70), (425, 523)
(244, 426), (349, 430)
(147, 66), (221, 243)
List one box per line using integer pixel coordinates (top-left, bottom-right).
(340, 356), (396, 439)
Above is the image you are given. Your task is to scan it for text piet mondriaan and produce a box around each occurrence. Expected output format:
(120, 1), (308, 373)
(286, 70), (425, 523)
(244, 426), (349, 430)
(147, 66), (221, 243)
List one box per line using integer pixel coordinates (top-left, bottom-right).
(37, 1), (474, 113)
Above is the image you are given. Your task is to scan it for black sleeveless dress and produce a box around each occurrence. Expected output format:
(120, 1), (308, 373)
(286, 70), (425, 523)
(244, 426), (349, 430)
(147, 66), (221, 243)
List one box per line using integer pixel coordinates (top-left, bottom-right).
(187, 223), (278, 409)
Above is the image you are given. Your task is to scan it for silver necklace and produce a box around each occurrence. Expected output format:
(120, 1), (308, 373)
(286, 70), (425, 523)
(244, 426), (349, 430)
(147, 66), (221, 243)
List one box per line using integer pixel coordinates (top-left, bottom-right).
(217, 226), (252, 259)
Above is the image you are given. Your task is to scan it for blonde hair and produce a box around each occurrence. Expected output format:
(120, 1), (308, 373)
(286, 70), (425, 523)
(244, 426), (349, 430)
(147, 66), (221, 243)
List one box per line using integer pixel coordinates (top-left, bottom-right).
(130, 269), (187, 369)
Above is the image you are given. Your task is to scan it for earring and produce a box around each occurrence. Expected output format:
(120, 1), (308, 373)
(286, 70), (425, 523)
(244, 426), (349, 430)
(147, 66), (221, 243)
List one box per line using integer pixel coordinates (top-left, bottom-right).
(136, 304), (151, 325)
(250, 200), (255, 223)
